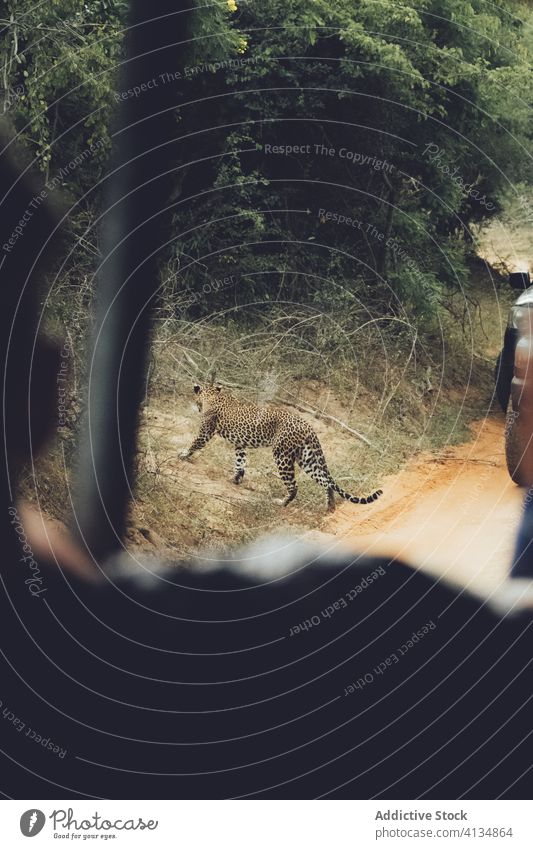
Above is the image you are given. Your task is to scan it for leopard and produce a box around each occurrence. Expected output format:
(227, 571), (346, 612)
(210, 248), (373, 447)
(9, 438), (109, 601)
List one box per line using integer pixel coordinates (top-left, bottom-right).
(179, 383), (383, 512)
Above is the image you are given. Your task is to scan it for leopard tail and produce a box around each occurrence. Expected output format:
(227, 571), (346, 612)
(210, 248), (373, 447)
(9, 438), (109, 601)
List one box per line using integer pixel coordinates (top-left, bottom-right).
(332, 481), (383, 505)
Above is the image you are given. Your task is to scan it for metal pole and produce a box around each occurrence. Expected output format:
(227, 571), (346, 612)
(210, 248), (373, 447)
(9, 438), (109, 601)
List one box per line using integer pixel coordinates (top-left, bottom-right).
(72, 0), (190, 560)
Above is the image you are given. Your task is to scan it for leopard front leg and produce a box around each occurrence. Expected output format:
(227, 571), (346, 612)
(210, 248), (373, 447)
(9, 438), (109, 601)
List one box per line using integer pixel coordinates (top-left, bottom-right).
(180, 413), (216, 460)
(233, 448), (247, 484)
(273, 447), (297, 506)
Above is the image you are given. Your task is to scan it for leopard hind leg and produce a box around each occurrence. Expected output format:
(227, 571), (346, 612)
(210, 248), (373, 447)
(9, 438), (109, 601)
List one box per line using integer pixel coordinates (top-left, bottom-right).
(273, 444), (298, 506)
(233, 447), (247, 484)
(300, 436), (336, 511)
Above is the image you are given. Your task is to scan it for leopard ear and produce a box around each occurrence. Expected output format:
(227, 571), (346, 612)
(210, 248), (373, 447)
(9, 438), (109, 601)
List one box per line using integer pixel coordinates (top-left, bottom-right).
(215, 384), (222, 392)
(193, 383), (201, 395)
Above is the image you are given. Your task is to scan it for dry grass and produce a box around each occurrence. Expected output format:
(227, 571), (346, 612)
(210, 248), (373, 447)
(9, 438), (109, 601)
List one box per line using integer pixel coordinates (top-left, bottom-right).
(23, 257), (510, 558)
(124, 281), (500, 556)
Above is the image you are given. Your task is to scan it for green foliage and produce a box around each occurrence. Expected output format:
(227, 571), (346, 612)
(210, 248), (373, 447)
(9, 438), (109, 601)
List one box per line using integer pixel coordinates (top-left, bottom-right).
(164, 0), (532, 324)
(0, 0), (127, 182)
(0, 0), (530, 329)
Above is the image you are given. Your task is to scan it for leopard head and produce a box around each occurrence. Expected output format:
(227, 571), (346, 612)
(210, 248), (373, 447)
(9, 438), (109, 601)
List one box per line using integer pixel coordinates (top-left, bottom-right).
(193, 382), (222, 413)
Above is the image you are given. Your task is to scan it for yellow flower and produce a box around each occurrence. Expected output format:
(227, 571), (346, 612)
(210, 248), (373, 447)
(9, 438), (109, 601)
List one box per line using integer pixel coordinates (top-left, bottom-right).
(237, 36), (248, 54)
(227, 0), (237, 12)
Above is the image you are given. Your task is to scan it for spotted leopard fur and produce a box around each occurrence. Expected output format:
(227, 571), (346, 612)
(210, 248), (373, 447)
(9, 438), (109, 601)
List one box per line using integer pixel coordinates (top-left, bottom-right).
(180, 384), (383, 512)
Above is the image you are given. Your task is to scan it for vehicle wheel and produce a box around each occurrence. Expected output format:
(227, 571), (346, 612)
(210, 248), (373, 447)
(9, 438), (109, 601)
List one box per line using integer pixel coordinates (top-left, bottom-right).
(505, 400), (530, 485)
(495, 351), (512, 412)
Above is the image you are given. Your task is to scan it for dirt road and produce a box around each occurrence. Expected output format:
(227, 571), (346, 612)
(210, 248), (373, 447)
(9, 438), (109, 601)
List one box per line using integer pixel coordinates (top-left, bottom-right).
(140, 405), (525, 596)
(319, 414), (525, 598)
